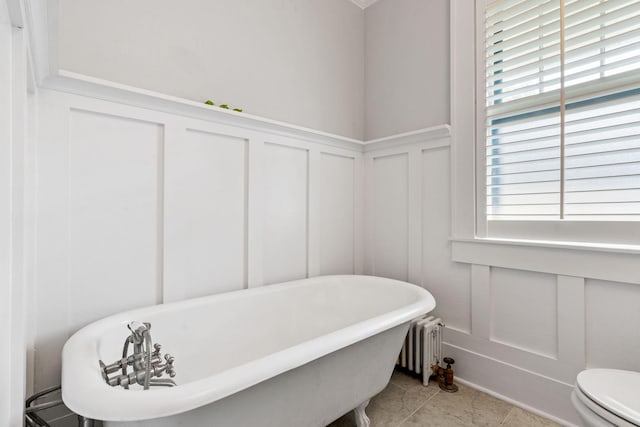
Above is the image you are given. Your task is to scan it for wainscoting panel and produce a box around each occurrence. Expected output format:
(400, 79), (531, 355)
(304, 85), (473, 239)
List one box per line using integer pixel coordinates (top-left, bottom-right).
(67, 109), (162, 332)
(35, 84), (640, 427)
(422, 147), (472, 333)
(490, 268), (558, 359)
(362, 126), (639, 425)
(585, 279), (640, 371)
(370, 153), (409, 281)
(319, 153), (356, 275)
(262, 142), (309, 284)
(164, 127), (248, 302)
(33, 89), (363, 392)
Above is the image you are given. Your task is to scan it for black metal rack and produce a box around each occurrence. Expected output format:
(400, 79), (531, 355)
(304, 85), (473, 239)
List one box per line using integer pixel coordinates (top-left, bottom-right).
(25, 385), (83, 427)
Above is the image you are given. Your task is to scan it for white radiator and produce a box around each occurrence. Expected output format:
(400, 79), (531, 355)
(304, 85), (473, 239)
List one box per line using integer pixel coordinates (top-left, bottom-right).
(396, 316), (444, 386)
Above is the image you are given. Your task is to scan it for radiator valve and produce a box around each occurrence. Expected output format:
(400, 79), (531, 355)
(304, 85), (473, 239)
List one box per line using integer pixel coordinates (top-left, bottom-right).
(439, 357), (458, 393)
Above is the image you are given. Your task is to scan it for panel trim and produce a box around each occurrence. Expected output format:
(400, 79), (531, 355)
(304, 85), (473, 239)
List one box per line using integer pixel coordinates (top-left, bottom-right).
(454, 377), (578, 427)
(308, 149), (321, 277)
(43, 71), (365, 151)
(353, 154), (364, 274)
(363, 125), (451, 152)
(452, 239), (640, 284)
(407, 147), (423, 285)
(247, 138), (265, 288)
(444, 343), (581, 426)
(42, 71), (453, 155)
(450, 0), (477, 239)
(471, 264), (490, 339)
(557, 275), (586, 370)
(156, 123), (168, 305)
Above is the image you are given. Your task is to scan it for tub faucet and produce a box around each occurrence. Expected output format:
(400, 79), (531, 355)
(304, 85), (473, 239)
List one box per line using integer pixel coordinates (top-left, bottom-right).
(99, 321), (176, 389)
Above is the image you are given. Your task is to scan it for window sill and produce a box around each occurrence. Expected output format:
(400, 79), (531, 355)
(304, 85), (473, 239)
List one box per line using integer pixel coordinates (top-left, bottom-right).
(450, 237), (640, 285)
(453, 237), (640, 255)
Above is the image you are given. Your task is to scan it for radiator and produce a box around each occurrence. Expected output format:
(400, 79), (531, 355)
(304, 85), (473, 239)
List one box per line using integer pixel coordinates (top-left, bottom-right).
(396, 316), (444, 386)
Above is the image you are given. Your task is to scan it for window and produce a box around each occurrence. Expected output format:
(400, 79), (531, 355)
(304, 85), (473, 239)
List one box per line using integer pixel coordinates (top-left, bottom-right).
(480, 0), (640, 244)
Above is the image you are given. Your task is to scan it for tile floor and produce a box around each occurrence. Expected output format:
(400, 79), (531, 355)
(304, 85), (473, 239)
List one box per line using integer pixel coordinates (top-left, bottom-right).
(328, 369), (561, 427)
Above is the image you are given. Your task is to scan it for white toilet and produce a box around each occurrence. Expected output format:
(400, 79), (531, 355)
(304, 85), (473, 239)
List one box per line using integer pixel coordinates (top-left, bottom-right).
(572, 369), (640, 426)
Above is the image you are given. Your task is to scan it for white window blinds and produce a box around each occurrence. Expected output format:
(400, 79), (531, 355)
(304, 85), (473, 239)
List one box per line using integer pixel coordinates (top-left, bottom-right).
(485, 0), (640, 220)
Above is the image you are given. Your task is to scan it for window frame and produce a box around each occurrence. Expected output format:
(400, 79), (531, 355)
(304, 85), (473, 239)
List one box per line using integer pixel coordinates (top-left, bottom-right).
(474, 0), (640, 247)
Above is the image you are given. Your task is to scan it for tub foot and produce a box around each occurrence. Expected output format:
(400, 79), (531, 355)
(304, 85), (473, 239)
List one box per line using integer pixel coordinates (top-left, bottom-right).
(78, 416), (95, 427)
(354, 400), (370, 427)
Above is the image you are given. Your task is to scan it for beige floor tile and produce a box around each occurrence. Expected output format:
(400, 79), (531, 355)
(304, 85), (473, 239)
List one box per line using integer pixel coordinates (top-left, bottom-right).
(328, 379), (437, 427)
(400, 383), (513, 427)
(390, 369), (431, 391)
(328, 369), (559, 427)
(501, 407), (561, 427)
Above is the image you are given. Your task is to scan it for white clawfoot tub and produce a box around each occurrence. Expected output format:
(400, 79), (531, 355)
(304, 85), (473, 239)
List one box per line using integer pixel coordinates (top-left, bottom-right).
(62, 275), (436, 426)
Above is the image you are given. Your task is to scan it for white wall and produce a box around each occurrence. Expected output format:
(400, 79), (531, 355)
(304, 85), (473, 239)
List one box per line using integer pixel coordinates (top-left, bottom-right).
(362, 1), (640, 425)
(32, 88), (364, 392)
(364, 0), (449, 140)
(363, 128), (640, 426)
(55, 0), (453, 141)
(56, 0), (365, 140)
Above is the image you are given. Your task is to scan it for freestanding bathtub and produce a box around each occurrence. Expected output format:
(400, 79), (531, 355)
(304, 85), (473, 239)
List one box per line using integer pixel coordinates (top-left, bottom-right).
(62, 275), (436, 427)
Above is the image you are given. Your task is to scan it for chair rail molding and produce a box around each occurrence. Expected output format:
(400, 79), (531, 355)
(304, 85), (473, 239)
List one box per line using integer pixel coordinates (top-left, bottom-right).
(362, 125), (451, 152)
(43, 71), (365, 152)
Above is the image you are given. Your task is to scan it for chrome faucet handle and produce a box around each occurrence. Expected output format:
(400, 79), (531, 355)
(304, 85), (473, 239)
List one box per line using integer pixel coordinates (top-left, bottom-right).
(102, 321), (177, 388)
(164, 354), (176, 377)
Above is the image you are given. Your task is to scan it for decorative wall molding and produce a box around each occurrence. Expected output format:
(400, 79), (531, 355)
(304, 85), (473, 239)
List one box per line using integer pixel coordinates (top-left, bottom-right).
(24, 1), (447, 154)
(361, 103), (640, 425)
(42, 71), (453, 156)
(450, 0), (478, 240)
(33, 87), (365, 391)
(447, 343), (580, 427)
(452, 238), (640, 285)
(42, 71), (365, 152)
(362, 125), (451, 152)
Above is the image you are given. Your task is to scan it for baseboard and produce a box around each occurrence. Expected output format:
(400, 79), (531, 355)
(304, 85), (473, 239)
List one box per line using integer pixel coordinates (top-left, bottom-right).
(443, 343), (581, 427)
